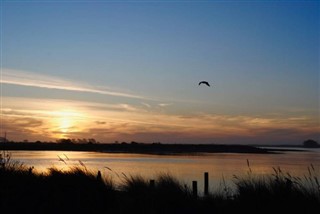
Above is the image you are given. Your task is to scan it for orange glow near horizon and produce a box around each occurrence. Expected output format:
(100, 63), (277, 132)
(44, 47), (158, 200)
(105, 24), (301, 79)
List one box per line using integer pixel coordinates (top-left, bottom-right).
(1, 96), (319, 144)
(49, 110), (85, 139)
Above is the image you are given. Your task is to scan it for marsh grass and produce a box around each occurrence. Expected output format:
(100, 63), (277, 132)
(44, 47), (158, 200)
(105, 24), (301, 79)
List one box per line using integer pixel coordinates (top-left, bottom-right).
(118, 172), (194, 213)
(0, 156), (319, 214)
(0, 151), (26, 172)
(232, 161), (320, 213)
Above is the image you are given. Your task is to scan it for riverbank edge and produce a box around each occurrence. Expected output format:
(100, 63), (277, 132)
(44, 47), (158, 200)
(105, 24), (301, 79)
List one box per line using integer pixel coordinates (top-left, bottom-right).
(0, 142), (278, 155)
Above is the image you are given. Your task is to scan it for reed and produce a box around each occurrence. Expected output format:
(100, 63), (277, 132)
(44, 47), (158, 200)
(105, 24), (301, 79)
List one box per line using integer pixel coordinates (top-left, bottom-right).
(0, 156), (319, 214)
(232, 163), (320, 213)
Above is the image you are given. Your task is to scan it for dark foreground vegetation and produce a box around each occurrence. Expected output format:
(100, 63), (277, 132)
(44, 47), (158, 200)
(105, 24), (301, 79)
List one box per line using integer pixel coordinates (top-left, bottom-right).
(0, 155), (319, 214)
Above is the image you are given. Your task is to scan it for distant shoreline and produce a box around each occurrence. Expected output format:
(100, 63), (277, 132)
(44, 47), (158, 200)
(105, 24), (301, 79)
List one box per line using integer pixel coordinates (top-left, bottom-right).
(0, 142), (277, 155)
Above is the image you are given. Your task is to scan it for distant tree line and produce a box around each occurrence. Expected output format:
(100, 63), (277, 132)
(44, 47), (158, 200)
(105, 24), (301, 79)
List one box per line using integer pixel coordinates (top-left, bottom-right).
(56, 138), (99, 144)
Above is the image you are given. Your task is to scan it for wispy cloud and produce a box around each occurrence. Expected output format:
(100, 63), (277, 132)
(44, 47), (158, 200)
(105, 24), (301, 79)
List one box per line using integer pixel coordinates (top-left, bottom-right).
(95, 121), (106, 125)
(2, 96), (318, 144)
(158, 103), (172, 107)
(1, 115), (48, 141)
(141, 102), (151, 108)
(1, 68), (148, 100)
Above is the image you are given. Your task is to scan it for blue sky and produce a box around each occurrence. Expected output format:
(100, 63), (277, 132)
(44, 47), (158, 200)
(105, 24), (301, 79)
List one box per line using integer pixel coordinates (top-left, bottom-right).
(1, 0), (319, 144)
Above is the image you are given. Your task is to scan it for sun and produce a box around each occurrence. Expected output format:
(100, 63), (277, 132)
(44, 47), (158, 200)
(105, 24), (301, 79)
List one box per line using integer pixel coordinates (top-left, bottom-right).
(59, 117), (73, 133)
(51, 110), (82, 138)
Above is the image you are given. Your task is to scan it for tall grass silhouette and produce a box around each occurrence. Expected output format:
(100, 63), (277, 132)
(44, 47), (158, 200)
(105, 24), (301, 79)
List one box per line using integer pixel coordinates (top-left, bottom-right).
(232, 160), (320, 213)
(0, 156), (319, 214)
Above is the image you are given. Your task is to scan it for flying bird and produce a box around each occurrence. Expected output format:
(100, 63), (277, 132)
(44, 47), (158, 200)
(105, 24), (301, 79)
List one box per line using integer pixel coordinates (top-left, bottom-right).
(198, 81), (210, 87)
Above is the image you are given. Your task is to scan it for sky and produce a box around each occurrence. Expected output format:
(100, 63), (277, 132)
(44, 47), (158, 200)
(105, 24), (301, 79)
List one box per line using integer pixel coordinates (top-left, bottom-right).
(0, 0), (319, 145)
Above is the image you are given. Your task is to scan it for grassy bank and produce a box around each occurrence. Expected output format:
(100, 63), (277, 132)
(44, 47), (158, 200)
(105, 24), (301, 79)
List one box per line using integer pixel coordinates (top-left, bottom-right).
(0, 157), (319, 214)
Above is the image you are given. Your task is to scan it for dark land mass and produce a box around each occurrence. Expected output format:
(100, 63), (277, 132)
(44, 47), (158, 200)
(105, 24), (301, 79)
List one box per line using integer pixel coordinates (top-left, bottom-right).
(0, 142), (274, 154)
(252, 144), (320, 153)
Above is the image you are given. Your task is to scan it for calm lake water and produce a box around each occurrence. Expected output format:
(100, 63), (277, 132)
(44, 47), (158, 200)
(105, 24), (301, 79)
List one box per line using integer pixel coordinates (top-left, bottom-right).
(6, 148), (320, 194)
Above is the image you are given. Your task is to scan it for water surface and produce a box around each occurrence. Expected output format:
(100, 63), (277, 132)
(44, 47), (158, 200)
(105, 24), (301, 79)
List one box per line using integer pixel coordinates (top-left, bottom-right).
(6, 148), (320, 193)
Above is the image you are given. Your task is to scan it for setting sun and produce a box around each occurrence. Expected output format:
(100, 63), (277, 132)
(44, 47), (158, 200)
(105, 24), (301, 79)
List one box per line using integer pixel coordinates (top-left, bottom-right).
(50, 110), (83, 138)
(59, 117), (72, 133)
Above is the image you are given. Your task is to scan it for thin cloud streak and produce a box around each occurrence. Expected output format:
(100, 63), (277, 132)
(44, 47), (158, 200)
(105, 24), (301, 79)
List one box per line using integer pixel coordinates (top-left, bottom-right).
(2, 68), (148, 100)
(2, 96), (318, 143)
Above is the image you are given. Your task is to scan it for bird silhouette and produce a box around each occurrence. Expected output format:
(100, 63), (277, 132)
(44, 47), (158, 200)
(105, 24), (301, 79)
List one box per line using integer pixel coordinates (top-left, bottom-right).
(198, 81), (210, 87)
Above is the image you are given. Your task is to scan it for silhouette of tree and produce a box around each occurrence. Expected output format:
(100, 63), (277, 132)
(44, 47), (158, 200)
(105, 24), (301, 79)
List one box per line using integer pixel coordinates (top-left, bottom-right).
(303, 139), (319, 148)
(57, 138), (73, 144)
(88, 138), (96, 144)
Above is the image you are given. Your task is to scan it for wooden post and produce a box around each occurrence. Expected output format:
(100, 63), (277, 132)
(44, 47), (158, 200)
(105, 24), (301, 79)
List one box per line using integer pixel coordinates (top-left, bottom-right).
(28, 166), (34, 175)
(97, 170), (102, 181)
(192, 181), (197, 198)
(150, 179), (155, 188)
(204, 172), (209, 196)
